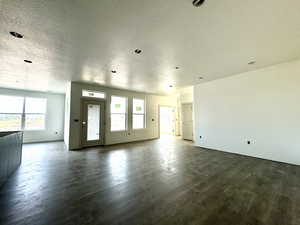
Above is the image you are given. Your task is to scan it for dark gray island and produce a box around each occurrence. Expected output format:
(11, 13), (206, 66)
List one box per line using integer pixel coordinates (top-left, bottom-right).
(0, 132), (23, 187)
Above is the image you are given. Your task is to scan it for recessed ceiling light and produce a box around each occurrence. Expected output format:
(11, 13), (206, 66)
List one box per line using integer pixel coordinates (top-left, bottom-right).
(10, 31), (23, 38)
(134, 49), (142, 54)
(24, 60), (32, 63)
(111, 70), (117, 74)
(192, 0), (205, 7)
(248, 61), (256, 65)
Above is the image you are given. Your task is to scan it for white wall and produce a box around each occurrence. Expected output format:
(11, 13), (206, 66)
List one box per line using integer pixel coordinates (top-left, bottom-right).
(0, 88), (65, 143)
(69, 82), (177, 150)
(194, 59), (300, 165)
(179, 87), (194, 104)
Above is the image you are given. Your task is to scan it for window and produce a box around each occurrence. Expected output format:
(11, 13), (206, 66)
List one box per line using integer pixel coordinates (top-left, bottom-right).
(110, 96), (127, 131)
(0, 95), (47, 131)
(82, 90), (105, 99)
(25, 98), (47, 130)
(133, 98), (145, 129)
(0, 95), (24, 131)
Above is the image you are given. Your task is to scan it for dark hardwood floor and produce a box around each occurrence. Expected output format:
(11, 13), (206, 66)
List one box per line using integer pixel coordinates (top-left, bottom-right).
(1, 136), (300, 225)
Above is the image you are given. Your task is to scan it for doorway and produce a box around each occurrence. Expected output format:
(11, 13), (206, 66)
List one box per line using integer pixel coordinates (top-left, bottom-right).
(182, 103), (193, 141)
(159, 106), (176, 136)
(81, 99), (105, 147)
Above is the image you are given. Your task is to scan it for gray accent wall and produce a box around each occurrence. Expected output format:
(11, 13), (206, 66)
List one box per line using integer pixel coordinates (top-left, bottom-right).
(67, 82), (178, 150)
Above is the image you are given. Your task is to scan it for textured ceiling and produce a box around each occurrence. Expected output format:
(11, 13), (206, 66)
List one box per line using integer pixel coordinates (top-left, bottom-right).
(0, 0), (300, 94)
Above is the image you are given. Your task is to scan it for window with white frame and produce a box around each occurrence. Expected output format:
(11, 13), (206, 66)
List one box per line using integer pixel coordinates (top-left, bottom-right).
(110, 96), (127, 131)
(0, 95), (47, 131)
(0, 95), (24, 131)
(132, 98), (145, 129)
(25, 97), (47, 130)
(82, 90), (105, 99)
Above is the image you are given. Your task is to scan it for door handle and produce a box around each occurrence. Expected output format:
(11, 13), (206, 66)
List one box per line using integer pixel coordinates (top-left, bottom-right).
(82, 121), (86, 126)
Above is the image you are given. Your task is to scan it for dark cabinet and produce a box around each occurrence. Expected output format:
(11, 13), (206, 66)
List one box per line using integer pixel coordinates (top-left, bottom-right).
(0, 132), (23, 187)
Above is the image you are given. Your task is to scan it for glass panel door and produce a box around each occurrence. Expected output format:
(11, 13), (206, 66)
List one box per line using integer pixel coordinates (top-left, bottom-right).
(82, 100), (105, 147)
(87, 104), (100, 141)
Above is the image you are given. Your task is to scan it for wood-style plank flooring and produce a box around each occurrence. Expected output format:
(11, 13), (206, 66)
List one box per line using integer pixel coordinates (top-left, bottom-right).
(1, 136), (300, 225)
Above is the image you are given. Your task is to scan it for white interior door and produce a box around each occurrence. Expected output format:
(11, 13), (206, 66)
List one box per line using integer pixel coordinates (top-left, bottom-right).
(182, 103), (193, 140)
(160, 106), (176, 135)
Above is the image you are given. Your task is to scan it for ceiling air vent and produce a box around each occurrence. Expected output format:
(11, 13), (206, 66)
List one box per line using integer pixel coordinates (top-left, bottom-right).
(192, 0), (205, 7)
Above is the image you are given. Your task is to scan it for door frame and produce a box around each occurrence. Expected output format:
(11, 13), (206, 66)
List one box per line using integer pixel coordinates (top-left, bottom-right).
(181, 103), (193, 141)
(80, 98), (106, 148)
(158, 105), (176, 138)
